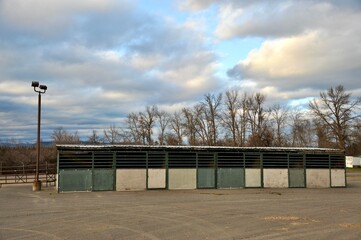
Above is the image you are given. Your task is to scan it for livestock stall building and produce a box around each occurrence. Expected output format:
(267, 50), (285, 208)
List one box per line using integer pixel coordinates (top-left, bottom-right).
(56, 145), (346, 192)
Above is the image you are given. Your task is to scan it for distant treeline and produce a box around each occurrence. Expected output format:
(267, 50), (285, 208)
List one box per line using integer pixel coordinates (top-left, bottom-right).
(1, 85), (360, 167)
(52, 85), (361, 155)
(0, 146), (56, 167)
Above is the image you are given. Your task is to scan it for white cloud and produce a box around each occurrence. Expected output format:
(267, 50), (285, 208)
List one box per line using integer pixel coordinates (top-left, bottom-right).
(215, 1), (361, 39)
(130, 53), (164, 70)
(0, 0), (114, 34)
(226, 0), (361, 96)
(234, 32), (329, 78)
(178, 0), (216, 11)
(215, 4), (245, 39)
(2, 0), (360, 142)
(229, 29), (361, 91)
(0, 81), (30, 95)
(0, 0), (222, 141)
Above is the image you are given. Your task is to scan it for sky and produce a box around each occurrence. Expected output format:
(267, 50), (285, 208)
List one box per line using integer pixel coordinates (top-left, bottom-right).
(1, 0), (361, 143)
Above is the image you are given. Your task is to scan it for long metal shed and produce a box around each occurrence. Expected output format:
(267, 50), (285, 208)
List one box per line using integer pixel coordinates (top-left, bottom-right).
(56, 145), (346, 192)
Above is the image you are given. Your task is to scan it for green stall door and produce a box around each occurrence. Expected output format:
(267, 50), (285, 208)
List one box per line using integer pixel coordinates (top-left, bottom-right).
(217, 168), (244, 188)
(58, 169), (92, 192)
(93, 169), (115, 191)
(289, 168), (305, 188)
(197, 168), (215, 188)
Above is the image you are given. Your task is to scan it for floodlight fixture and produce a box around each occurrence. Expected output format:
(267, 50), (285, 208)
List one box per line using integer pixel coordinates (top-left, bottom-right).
(32, 81), (47, 94)
(31, 81), (39, 88)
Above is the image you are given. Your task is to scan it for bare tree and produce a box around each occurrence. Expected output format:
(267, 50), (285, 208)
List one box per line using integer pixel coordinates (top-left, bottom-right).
(126, 113), (144, 144)
(222, 90), (241, 146)
(103, 125), (121, 144)
(313, 119), (333, 148)
(246, 93), (272, 146)
(139, 105), (157, 145)
(194, 104), (211, 145)
(156, 109), (170, 145)
(290, 111), (314, 147)
(169, 111), (184, 145)
(348, 119), (361, 155)
(52, 127), (80, 144)
(239, 93), (249, 146)
(309, 85), (360, 150)
(270, 104), (289, 147)
(202, 93), (223, 145)
(88, 130), (102, 144)
(182, 107), (198, 145)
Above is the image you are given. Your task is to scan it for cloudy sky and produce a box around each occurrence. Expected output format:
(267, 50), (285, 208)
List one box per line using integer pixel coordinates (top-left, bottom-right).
(1, 0), (361, 143)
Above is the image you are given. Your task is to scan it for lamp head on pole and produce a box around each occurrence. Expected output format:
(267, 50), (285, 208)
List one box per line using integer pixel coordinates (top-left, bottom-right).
(31, 81), (39, 88)
(31, 81), (47, 94)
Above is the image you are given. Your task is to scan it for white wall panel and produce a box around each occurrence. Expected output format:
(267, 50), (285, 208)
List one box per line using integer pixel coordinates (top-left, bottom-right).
(169, 169), (196, 189)
(331, 169), (346, 187)
(245, 169), (261, 187)
(148, 169), (166, 189)
(116, 169), (146, 191)
(306, 169), (330, 188)
(263, 169), (289, 188)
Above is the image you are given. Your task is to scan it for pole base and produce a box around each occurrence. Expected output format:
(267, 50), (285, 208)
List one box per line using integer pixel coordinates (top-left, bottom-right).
(32, 180), (42, 191)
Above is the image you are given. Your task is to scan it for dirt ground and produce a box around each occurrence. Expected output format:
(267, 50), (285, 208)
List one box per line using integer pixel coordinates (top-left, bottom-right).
(1, 174), (361, 240)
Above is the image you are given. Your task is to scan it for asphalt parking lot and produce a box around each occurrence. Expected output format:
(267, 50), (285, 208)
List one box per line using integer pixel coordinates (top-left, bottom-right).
(1, 174), (361, 240)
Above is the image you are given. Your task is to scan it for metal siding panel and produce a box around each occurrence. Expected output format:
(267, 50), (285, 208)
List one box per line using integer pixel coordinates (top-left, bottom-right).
(93, 169), (114, 191)
(197, 168), (215, 188)
(217, 168), (244, 188)
(58, 169), (92, 192)
(289, 168), (305, 188)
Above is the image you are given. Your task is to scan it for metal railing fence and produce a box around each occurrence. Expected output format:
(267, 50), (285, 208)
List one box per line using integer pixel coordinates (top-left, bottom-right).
(0, 162), (56, 186)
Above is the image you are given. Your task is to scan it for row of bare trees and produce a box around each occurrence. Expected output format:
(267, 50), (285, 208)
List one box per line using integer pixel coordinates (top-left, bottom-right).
(0, 146), (56, 167)
(1, 85), (360, 167)
(51, 85), (360, 155)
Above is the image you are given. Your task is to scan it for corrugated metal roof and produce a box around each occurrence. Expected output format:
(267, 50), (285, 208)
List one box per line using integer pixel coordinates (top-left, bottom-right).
(56, 144), (343, 153)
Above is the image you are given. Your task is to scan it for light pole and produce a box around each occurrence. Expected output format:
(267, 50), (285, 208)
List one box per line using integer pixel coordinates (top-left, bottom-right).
(31, 81), (47, 191)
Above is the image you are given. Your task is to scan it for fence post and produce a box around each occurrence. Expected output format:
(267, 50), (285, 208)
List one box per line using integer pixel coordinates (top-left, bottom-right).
(46, 161), (48, 186)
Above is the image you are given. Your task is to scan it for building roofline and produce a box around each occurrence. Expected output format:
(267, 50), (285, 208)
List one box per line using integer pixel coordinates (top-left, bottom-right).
(56, 144), (344, 153)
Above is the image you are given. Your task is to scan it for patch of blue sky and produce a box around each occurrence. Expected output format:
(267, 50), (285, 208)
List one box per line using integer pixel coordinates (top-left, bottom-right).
(138, 0), (188, 22)
(214, 37), (264, 79)
(287, 97), (314, 109)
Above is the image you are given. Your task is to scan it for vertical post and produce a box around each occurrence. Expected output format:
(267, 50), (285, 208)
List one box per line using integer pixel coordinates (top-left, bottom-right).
(45, 161), (48, 187)
(31, 81), (46, 191)
(33, 92), (42, 191)
(196, 152), (198, 189)
(165, 152), (168, 190)
(214, 153), (218, 189)
(36, 92), (41, 181)
(146, 152), (149, 190)
(260, 153), (264, 188)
